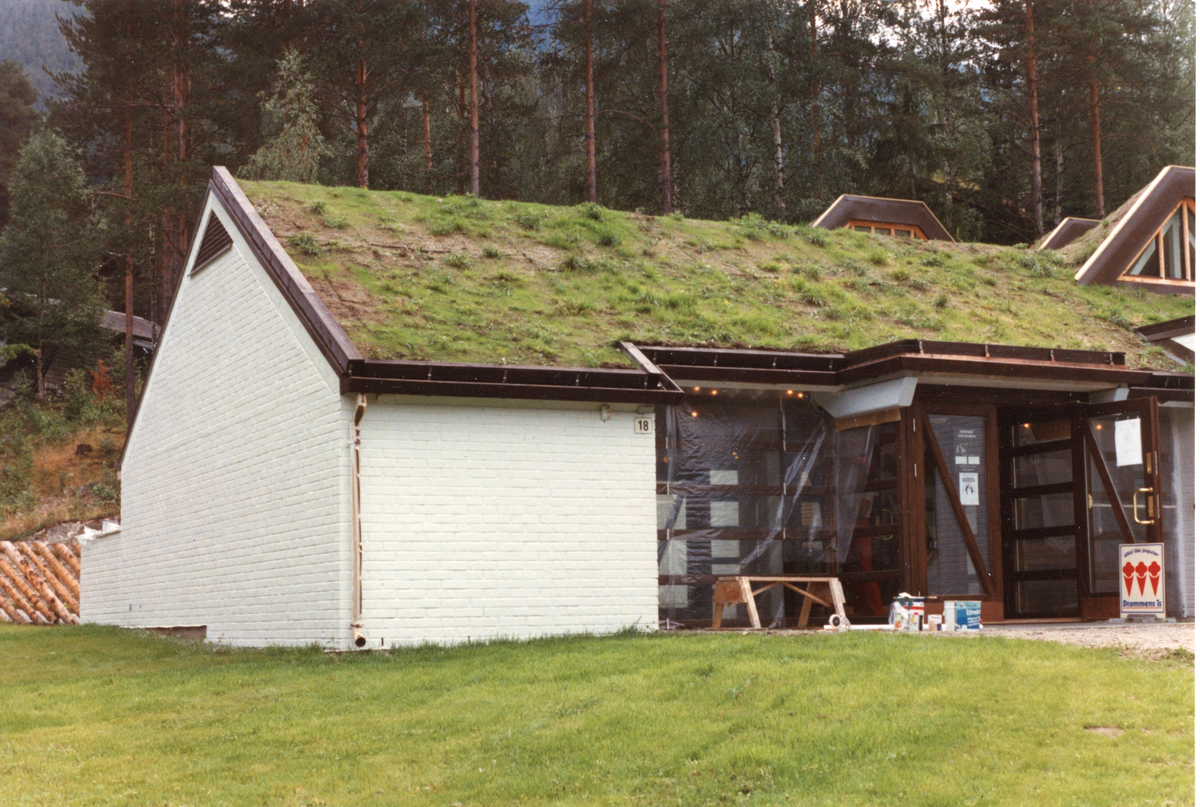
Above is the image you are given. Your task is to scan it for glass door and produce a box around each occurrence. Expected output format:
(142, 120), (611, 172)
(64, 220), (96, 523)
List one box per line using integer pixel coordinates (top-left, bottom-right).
(1080, 399), (1162, 612)
(1000, 410), (1080, 618)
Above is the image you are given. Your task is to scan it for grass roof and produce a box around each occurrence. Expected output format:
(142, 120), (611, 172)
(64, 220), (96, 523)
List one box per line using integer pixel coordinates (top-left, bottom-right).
(238, 181), (1194, 372)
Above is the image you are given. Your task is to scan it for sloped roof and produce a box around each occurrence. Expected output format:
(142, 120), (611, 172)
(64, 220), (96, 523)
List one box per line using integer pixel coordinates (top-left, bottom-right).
(1071, 165), (1195, 292)
(1037, 217), (1099, 251)
(811, 194), (955, 241)
(196, 171), (1192, 378)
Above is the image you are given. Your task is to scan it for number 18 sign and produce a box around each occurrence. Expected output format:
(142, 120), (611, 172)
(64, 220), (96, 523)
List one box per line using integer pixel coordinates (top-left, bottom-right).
(1119, 543), (1166, 619)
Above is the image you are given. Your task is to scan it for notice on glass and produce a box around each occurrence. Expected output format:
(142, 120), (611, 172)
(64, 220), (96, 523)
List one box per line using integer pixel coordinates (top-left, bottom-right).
(959, 472), (979, 506)
(1114, 418), (1141, 467)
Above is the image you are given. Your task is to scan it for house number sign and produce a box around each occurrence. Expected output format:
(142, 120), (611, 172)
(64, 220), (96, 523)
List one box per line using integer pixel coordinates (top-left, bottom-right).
(634, 416), (654, 435)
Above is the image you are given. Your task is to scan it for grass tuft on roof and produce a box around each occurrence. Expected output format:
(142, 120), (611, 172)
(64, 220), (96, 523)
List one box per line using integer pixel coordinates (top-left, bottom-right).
(239, 181), (1193, 371)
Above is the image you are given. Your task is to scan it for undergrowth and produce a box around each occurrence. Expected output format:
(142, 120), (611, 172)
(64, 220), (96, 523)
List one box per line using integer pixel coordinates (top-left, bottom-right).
(0, 354), (129, 539)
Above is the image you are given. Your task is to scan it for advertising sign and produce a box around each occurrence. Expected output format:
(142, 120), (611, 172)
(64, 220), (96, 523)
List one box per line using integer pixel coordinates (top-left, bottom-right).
(1119, 543), (1166, 618)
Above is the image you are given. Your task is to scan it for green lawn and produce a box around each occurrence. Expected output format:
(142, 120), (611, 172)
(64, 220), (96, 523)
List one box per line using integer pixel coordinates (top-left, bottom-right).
(0, 625), (1192, 806)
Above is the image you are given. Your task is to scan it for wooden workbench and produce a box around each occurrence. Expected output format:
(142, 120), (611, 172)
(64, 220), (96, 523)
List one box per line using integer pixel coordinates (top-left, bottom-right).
(711, 576), (848, 630)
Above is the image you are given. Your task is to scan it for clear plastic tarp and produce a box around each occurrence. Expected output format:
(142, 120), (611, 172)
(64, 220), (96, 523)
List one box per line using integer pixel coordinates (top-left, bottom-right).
(1159, 406), (1194, 618)
(656, 393), (896, 628)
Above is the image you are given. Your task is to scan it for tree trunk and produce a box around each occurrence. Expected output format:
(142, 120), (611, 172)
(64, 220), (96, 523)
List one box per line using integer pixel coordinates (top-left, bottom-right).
(810, 0), (821, 200)
(1054, 136), (1063, 224)
(767, 35), (785, 217)
(1024, 0), (1043, 237)
(657, 0), (672, 215)
(1088, 75), (1104, 217)
(124, 72), (135, 433)
(423, 98), (433, 193)
(468, 0), (480, 196)
(584, 0), (596, 203)
(355, 59), (369, 189)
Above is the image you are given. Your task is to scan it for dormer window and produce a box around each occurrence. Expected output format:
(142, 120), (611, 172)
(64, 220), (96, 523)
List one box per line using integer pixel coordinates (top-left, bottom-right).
(1123, 200), (1194, 284)
(847, 220), (927, 240)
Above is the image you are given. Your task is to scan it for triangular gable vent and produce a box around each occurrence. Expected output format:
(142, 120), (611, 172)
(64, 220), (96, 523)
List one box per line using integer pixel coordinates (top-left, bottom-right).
(192, 215), (233, 274)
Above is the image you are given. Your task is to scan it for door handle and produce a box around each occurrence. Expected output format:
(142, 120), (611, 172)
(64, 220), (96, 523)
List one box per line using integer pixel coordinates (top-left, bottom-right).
(1132, 488), (1155, 525)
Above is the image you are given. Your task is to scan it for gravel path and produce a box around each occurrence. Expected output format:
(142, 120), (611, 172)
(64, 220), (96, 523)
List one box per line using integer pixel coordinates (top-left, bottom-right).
(988, 622), (1194, 660)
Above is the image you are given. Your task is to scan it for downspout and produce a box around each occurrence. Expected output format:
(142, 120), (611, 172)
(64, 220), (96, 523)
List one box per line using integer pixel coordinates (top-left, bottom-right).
(351, 393), (368, 648)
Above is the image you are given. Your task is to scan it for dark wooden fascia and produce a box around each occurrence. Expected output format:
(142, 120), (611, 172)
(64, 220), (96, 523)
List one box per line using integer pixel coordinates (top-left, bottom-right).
(208, 167), (363, 375)
(1135, 315), (1195, 342)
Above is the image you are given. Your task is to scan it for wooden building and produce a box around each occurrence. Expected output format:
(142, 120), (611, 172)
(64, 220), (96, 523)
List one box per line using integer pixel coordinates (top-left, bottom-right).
(80, 169), (1193, 647)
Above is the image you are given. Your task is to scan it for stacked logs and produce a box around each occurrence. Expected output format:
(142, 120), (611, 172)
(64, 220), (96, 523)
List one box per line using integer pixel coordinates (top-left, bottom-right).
(0, 541), (81, 625)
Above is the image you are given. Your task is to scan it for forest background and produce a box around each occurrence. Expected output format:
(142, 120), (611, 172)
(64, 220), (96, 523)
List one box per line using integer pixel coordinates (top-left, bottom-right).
(0, 0), (1194, 332)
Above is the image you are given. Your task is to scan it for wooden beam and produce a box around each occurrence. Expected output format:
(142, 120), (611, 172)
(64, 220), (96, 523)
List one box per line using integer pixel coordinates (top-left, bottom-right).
(921, 416), (997, 598)
(1082, 426), (1136, 545)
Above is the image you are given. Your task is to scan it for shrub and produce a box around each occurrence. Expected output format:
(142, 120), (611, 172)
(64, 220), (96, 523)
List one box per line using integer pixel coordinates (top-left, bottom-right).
(287, 234), (320, 256)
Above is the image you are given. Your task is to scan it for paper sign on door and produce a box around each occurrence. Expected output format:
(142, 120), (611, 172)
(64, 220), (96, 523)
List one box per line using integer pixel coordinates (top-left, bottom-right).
(959, 472), (979, 506)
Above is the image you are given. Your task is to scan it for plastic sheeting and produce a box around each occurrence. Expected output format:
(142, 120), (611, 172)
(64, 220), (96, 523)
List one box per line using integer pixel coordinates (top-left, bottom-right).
(656, 394), (888, 628)
(1159, 406), (1194, 619)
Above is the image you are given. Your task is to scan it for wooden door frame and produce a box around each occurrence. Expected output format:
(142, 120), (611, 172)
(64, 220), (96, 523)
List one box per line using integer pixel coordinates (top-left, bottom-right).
(906, 400), (1002, 604)
(1074, 397), (1162, 618)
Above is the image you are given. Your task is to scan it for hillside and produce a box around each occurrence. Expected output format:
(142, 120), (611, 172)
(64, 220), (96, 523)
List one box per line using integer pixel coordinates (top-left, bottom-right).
(0, 0), (79, 105)
(241, 181), (1193, 371)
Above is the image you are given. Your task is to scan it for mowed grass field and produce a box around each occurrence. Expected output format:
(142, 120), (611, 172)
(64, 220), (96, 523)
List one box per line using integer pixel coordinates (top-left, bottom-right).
(0, 625), (1192, 806)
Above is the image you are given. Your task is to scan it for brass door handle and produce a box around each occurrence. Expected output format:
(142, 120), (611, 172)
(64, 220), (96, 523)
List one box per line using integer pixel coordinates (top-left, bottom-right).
(1132, 488), (1155, 525)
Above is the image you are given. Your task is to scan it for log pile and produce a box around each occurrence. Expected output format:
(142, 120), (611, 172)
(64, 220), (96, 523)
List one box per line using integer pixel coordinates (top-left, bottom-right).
(0, 541), (81, 625)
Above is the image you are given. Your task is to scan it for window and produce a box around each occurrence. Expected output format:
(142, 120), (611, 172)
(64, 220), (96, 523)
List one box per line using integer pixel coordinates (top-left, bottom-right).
(846, 220), (927, 240)
(1124, 200), (1194, 284)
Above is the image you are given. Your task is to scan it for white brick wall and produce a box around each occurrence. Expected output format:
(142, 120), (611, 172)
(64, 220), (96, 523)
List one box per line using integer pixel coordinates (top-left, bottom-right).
(357, 400), (659, 645)
(82, 198), (355, 647)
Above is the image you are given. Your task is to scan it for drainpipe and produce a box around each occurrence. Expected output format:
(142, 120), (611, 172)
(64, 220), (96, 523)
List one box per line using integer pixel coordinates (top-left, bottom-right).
(351, 393), (368, 648)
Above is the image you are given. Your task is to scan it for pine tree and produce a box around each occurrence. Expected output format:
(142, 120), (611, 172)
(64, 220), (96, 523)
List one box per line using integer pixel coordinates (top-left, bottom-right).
(0, 61), (41, 231)
(243, 49), (331, 183)
(0, 130), (103, 401)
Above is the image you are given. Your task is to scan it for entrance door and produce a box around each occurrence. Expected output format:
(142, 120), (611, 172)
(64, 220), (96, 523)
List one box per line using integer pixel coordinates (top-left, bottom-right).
(1000, 409), (1080, 617)
(1000, 399), (1163, 619)
(1078, 398), (1162, 618)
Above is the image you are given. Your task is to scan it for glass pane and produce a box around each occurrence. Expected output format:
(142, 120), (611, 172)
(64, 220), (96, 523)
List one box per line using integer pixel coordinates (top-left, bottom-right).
(1013, 493), (1073, 529)
(1127, 236), (1160, 277)
(1015, 535), (1075, 572)
(1016, 579), (1078, 616)
(1014, 418), (1070, 446)
(1162, 209), (1184, 279)
(1188, 208), (1195, 279)
(854, 225), (871, 233)
(895, 229), (912, 238)
(1013, 449), (1073, 488)
(1085, 412), (1149, 595)
(925, 415), (989, 595)
(876, 227), (893, 236)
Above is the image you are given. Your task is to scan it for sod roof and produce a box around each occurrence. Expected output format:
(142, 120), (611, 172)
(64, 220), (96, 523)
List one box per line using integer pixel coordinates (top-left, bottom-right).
(236, 180), (1194, 372)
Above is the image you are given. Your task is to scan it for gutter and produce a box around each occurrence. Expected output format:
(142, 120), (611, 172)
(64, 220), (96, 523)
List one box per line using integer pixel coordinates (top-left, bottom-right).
(350, 393), (367, 649)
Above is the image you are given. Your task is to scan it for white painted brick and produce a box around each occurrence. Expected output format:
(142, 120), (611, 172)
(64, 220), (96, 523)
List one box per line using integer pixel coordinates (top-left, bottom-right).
(81, 199), (355, 648)
(358, 402), (658, 645)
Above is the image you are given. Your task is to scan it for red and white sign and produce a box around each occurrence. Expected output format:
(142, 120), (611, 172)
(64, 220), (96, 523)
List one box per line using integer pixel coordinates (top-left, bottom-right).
(1119, 543), (1165, 618)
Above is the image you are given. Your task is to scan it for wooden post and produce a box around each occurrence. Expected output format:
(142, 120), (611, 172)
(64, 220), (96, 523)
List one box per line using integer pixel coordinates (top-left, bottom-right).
(24, 544), (78, 614)
(0, 574), (31, 623)
(51, 543), (81, 577)
(34, 543), (79, 601)
(0, 557), (54, 623)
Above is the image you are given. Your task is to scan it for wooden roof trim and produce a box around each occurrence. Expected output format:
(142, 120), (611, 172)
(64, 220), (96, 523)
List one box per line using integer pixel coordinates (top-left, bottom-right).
(342, 357), (683, 404)
(1075, 165), (1195, 287)
(1038, 216), (1099, 251)
(632, 340), (1194, 395)
(811, 194), (955, 242)
(209, 166), (363, 374)
(1135, 315), (1194, 342)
